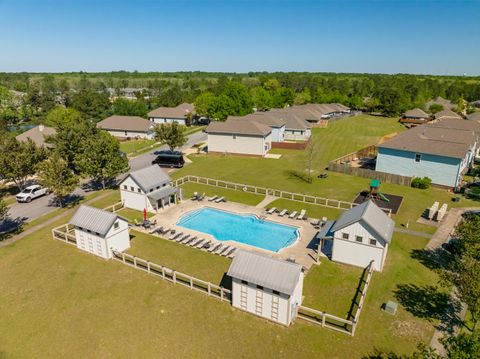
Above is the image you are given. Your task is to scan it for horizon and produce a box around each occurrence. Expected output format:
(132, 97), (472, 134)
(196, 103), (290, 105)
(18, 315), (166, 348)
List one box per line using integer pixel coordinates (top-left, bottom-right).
(0, 0), (479, 75)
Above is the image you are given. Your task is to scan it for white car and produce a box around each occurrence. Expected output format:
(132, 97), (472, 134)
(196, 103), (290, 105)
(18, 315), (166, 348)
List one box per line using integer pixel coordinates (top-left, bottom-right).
(16, 185), (49, 203)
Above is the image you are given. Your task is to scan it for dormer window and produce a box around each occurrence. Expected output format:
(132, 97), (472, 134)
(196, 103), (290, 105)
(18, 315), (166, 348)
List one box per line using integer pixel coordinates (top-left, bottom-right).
(415, 154), (421, 162)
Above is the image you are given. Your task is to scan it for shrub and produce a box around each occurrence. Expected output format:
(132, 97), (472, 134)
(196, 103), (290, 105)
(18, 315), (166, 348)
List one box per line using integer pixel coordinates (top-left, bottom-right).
(411, 177), (432, 189)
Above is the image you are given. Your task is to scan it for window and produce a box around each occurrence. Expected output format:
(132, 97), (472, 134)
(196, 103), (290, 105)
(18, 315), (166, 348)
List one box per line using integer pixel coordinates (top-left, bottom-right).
(123, 185), (127, 190)
(370, 238), (377, 246)
(342, 232), (349, 240)
(233, 134), (236, 140)
(241, 280), (248, 285)
(272, 290), (280, 295)
(124, 131), (128, 136)
(257, 285), (263, 290)
(415, 153), (421, 162)
(114, 221), (119, 230)
(137, 188), (141, 193)
(130, 186), (134, 191)
(355, 235), (363, 243)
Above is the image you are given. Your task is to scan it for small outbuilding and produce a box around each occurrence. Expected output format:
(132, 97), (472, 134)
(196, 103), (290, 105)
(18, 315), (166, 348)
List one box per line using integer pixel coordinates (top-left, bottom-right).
(227, 249), (304, 326)
(119, 165), (180, 213)
(319, 200), (394, 272)
(69, 205), (130, 259)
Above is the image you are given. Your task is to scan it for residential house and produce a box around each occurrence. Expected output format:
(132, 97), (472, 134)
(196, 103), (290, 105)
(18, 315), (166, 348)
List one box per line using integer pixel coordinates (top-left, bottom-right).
(148, 103), (195, 126)
(97, 115), (154, 139)
(119, 165), (180, 213)
(69, 205), (130, 260)
(227, 249), (304, 326)
(400, 108), (431, 126)
(15, 124), (56, 147)
(319, 200), (394, 272)
(433, 109), (463, 121)
(272, 110), (313, 140)
(467, 112), (480, 122)
(205, 120), (272, 157)
(375, 120), (479, 188)
(228, 113), (286, 142)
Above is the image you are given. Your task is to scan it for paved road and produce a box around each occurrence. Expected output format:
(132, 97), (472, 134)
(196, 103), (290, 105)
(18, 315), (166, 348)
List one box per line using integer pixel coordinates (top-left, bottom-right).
(2, 131), (207, 232)
(129, 131), (206, 171)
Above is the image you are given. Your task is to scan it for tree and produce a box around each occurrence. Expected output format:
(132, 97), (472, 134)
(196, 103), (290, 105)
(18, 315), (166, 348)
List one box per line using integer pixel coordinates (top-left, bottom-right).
(0, 135), (46, 191)
(194, 92), (216, 118)
(67, 89), (111, 120)
(36, 153), (78, 207)
(429, 104), (444, 114)
(75, 131), (129, 189)
(154, 122), (187, 151)
(453, 215), (480, 259)
(304, 139), (318, 183)
(250, 87), (273, 111)
(44, 106), (83, 127)
(441, 330), (480, 358)
(112, 98), (148, 117)
(0, 197), (8, 222)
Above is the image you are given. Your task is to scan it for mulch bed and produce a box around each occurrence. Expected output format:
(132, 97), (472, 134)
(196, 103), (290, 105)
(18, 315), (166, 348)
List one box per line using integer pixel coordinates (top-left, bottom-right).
(353, 191), (403, 214)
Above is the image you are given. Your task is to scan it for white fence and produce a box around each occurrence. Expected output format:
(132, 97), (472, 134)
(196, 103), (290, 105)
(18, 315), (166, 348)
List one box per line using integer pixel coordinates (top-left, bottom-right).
(111, 250), (232, 303)
(173, 175), (392, 215)
(296, 261), (375, 336)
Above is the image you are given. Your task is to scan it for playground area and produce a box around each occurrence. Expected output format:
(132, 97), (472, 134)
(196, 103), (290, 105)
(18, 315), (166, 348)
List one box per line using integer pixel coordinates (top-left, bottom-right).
(353, 180), (403, 214)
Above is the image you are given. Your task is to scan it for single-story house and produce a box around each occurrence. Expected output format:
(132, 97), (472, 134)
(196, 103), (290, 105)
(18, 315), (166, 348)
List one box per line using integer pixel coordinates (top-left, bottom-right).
(400, 108), (431, 126)
(375, 120), (479, 188)
(433, 109), (463, 121)
(15, 124), (56, 147)
(119, 165), (180, 213)
(228, 113), (286, 142)
(69, 205), (130, 259)
(319, 200), (394, 272)
(205, 120), (272, 157)
(466, 112), (480, 122)
(227, 249), (304, 326)
(268, 109), (312, 140)
(148, 103), (195, 126)
(97, 115), (154, 139)
(426, 96), (455, 111)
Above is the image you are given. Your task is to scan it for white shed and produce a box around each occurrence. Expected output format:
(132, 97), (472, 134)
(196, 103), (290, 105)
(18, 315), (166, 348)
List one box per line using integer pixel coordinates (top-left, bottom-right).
(119, 165), (180, 213)
(227, 249), (304, 326)
(69, 205), (130, 259)
(320, 200), (394, 272)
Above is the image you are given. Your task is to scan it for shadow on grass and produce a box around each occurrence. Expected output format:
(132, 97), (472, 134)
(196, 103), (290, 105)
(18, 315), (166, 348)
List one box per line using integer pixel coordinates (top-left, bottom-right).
(0, 216), (26, 241)
(346, 265), (370, 321)
(394, 284), (462, 333)
(219, 274), (232, 290)
(284, 170), (312, 184)
(410, 247), (451, 271)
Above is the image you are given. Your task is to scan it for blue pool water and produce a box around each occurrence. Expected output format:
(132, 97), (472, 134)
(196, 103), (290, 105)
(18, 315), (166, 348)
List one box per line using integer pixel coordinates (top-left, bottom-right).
(177, 207), (299, 252)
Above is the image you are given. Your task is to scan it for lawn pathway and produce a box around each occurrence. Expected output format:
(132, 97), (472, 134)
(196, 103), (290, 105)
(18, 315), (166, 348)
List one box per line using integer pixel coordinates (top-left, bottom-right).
(0, 191), (112, 249)
(255, 195), (277, 209)
(393, 227), (432, 239)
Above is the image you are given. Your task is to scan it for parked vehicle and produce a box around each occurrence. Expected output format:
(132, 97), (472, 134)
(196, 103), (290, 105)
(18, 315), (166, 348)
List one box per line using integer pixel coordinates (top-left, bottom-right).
(16, 185), (49, 203)
(152, 151), (185, 168)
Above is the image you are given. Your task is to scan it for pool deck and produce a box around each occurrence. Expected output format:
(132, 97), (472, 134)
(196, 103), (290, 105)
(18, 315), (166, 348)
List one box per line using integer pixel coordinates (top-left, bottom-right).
(142, 199), (323, 270)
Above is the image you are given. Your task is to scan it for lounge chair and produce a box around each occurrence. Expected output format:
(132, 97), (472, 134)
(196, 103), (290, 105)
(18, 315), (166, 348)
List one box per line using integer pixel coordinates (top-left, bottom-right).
(214, 244), (225, 254)
(297, 209), (306, 220)
(184, 236), (197, 245)
(267, 207), (276, 215)
(289, 211), (298, 219)
(208, 195), (218, 202)
(178, 234), (190, 243)
(134, 218), (142, 226)
(197, 193), (205, 201)
(160, 227), (171, 235)
(201, 241), (212, 250)
(169, 231), (178, 240)
(195, 239), (206, 248)
(191, 192), (198, 200)
(219, 245), (231, 256)
(214, 196), (224, 203)
(189, 237), (201, 246)
(208, 242), (221, 252)
(278, 209), (288, 217)
(172, 232), (183, 240)
(180, 234), (192, 243)
(227, 248), (237, 258)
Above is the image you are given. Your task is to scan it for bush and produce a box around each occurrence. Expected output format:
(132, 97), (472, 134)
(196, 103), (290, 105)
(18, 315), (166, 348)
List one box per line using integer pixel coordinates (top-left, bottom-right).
(411, 177), (432, 189)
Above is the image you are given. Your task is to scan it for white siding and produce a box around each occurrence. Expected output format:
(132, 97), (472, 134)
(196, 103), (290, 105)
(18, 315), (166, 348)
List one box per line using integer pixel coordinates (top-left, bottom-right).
(119, 177), (155, 212)
(150, 117), (186, 125)
(284, 128), (311, 141)
(104, 129), (153, 139)
(270, 126), (285, 142)
(207, 133), (271, 156)
(332, 222), (387, 271)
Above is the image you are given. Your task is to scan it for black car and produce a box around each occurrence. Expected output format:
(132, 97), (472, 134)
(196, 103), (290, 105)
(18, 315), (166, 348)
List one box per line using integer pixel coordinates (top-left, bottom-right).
(152, 151), (185, 168)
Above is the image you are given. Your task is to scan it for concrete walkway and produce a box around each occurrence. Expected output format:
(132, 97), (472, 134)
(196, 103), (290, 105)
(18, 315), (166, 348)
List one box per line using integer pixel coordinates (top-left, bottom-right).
(255, 195), (277, 209)
(0, 191), (112, 248)
(394, 227), (433, 239)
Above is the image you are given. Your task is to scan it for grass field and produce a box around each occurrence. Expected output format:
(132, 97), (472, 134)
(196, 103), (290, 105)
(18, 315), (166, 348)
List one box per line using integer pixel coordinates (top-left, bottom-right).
(180, 183), (265, 206)
(119, 138), (156, 154)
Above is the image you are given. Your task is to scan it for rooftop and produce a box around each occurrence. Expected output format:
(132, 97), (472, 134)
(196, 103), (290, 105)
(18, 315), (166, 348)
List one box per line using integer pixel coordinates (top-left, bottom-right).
(126, 165), (172, 192)
(69, 205), (123, 236)
(15, 125), (56, 147)
(403, 108), (429, 118)
(148, 103), (194, 119)
(206, 119), (272, 136)
(97, 115), (152, 132)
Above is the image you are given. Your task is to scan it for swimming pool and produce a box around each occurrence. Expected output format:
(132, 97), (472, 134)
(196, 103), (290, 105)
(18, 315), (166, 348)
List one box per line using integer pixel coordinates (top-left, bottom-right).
(176, 207), (299, 252)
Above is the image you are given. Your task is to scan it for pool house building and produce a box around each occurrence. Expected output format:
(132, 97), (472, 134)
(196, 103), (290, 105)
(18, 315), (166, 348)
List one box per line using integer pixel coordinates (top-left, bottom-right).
(227, 249), (304, 326)
(69, 205), (130, 259)
(119, 165), (180, 213)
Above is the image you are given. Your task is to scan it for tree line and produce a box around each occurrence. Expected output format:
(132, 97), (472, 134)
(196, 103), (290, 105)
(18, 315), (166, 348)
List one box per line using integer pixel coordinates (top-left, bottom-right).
(1, 72), (480, 126)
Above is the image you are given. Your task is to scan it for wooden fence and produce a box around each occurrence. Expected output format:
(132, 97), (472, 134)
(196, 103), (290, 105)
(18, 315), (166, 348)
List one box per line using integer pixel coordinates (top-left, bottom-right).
(328, 163), (412, 187)
(271, 140), (309, 150)
(173, 175), (392, 215)
(296, 261), (375, 336)
(103, 201), (124, 213)
(51, 224), (77, 245)
(111, 250), (232, 303)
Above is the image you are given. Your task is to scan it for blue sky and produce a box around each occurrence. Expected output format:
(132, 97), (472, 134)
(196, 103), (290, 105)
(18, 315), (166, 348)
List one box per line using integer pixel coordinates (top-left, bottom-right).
(0, 0), (479, 75)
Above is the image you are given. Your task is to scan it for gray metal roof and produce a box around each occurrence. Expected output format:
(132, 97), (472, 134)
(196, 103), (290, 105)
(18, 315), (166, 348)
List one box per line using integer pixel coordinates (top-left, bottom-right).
(317, 220), (336, 239)
(147, 185), (178, 201)
(227, 249), (302, 295)
(126, 165), (172, 192)
(331, 200), (394, 244)
(69, 205), (122, 236)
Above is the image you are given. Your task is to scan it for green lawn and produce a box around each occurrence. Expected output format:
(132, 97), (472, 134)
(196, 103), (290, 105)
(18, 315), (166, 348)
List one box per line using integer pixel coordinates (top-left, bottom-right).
(127, 230), (231, 284)
(180, 183), (265, 206)
(268, 198), (344, 221)
(119, 138), (156, 154)
(116, 208), (145, 223)
(88, 191), (121, 209)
